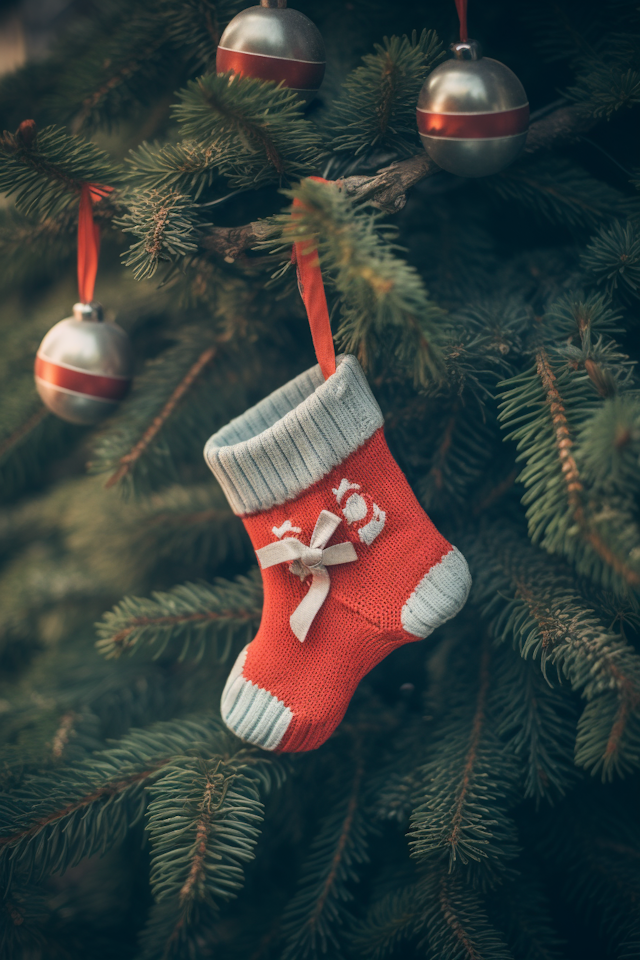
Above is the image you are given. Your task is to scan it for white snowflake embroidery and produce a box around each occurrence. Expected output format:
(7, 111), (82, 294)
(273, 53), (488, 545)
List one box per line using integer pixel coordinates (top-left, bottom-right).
(272, 520), (302, 540)
(332, 477), (386, 545)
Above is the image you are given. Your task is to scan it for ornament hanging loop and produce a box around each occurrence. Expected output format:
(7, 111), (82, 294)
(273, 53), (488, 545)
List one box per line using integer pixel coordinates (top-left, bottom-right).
(451, 38), (482, 60)
(260, 0), (287, 6)
(73, 302), (103, 322)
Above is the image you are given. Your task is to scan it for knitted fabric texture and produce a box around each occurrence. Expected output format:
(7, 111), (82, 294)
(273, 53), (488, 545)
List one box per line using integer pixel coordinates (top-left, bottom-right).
(204, 355), (471, 752)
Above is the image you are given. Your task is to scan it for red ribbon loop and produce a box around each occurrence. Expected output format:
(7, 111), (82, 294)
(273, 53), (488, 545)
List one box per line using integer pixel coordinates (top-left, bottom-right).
(292, 177), (336, 382)
(77, 183), (112, 305)
(454, 0), (468, 41)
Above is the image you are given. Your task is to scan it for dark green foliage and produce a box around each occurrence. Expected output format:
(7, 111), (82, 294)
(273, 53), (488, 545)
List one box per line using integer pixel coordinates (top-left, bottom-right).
(0, 124), (117, 217)
(324, 31), (444, 158)
(161, 0), (244, 71)
(172, 73), (324, 189)
(581, 220), (640, 301)
(2, 0), (640, 957)
(409, 639), (520, 884)
(275, 178), (446, 386)
(117, 189), (201, 280)
(469, 525), (640, 779)
(487, 157), (639, 230)
(280, 745), (371, 959)
(96, 571), (262, 662)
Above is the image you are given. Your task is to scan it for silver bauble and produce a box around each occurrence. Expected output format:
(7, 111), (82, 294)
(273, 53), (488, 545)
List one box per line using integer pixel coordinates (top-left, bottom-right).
(417, 39), (529, 177)
(216, 0), (325, 102)
(34, 302), (133, 425)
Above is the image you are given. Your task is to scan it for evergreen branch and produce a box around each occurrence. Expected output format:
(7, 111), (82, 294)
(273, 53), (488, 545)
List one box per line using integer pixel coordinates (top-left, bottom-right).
(96, 572), (262, 662)
(169, 73), (324, 190)
(101, 342), (218, 491)
(324, 31), (445, 158)
(409, 639), (519, 882)
(491, 646), (578, 803)
(469, 525), (640, 779)
(499, 341), (640, 592)
(200, 102), (608, 259)
(581, 220), (640, 302)
(0, 717), (227, 881)
(486, 872), (565, 960)
(275, 178), (445, 386)
(350, 885), (421, 959)
(147, 751), (283, 905)
(124, 139), (223, 199)
(162, 0), (244, 71)
(48, 7), (176, 134)
(417, 868), (514, 960)
(280, 744), (370, 959)
(488, 157), (639, 230)
(0, 123), (116, 217)
(117, 189), (200, 280)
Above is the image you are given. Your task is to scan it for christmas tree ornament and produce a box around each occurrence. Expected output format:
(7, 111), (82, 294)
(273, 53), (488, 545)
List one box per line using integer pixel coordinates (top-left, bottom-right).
(34, 184), (133, 425)
(416, 0), (528, 177)
(204, 182), (471, 753)
(216, 0), (325, 103)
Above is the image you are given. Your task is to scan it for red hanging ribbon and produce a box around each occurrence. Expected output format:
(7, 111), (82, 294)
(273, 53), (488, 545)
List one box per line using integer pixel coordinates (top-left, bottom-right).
(454, 0), (468, 41)
(291, 177), (336, 382)
(77, 183), (112, 304)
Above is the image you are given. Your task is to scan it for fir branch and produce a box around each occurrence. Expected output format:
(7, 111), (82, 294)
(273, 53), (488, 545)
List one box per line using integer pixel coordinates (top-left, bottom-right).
(581, 220), (640, 302)
(0, 124), (116, 217)
(0, 717), (227, 882)
(350, 885), (421, 959)
(124, 139), (223, 199)
(488, 157), (639, 230)
(117, 189), (200, 280)
(170, 73), (324, 189)
(96, 572), (262, 662)
(469, 525), (640, 779)
(409, 639), (519, 882)
(499, 343), (640, 592)
(94, 336), (221, 495)
(275, 178), (445, 386)
(417, 868), (513, 960)
(280, 744), (370, 960)
(162, 0), (243, 71)
(491, 645), (578, 803)
(200, 102), (611, 259)
(324, 31), (444, 158)
(147, 751), (284, 905)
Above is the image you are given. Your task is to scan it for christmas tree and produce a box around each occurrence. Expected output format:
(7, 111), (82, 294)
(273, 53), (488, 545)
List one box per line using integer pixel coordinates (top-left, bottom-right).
(1, 0), (640, 957)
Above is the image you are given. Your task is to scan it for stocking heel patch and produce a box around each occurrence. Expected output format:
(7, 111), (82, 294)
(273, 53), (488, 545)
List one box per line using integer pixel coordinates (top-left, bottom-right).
(401, 547), (471, 638)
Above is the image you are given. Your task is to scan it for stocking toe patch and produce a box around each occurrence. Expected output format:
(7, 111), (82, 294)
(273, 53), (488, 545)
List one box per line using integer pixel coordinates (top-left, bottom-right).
(221, 646), (293, 750)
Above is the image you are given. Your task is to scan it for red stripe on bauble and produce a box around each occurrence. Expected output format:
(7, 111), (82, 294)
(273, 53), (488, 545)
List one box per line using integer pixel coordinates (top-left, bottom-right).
(416, 104), (529, 139)
(217, 46), (325, 90)
(35, 355), (131, 401)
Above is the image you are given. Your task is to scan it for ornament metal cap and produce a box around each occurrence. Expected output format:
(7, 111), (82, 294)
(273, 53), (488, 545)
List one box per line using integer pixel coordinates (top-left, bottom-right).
(450, 38), (482, 60)
(73, 302), (104, 321)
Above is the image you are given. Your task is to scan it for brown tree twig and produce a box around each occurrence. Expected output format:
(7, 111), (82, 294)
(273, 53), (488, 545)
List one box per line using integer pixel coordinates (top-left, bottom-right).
(104, 345), (216, 488)
(103, 608), (259, 655)
(536, 348), (640, 588)
(0, 407), (48, 461)
(199, 103), (599, 261)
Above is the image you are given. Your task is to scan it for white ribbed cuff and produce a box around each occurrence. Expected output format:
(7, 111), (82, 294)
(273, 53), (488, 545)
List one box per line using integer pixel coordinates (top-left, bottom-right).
(204, 355), (384, 516)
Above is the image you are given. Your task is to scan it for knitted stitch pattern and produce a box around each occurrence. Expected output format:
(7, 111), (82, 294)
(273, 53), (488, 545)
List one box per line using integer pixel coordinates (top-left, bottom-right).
(205, 356), (471, 752)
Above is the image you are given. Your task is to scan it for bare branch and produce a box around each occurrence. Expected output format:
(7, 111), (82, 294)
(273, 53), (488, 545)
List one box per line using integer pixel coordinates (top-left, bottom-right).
(199, 102), (600, 260)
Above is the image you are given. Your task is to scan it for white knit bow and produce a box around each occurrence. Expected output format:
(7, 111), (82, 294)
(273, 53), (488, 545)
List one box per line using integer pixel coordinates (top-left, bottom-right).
(256, 510), (358, 642)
